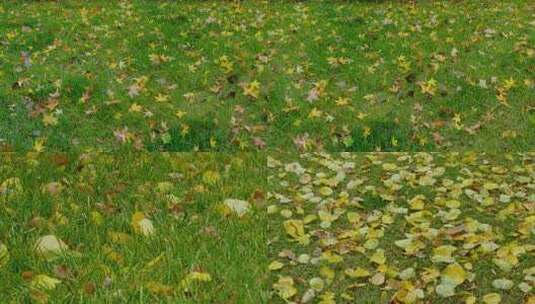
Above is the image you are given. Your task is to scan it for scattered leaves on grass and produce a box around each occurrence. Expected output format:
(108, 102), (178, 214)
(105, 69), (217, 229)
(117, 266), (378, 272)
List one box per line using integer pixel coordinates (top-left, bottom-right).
(268, 153), (535, 303)
(1, 1), (533, 151)
(0, 153), (266, 302)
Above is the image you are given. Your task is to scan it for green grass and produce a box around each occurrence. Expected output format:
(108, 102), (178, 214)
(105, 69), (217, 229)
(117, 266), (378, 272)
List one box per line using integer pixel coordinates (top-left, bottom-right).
(0, 0), (533, 152)
(0, 0), (534, 302)
(0, 153), (268, 303)
(146, 118), (233, 152)
(268, 152), (535, 303)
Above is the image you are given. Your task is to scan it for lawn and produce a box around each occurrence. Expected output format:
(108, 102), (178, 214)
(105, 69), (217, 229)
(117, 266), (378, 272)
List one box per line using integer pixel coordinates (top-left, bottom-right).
(0, 152), (268, 303)
(268, 152), (535, 303)
(0, 0), (534, 303)
(0, 0), (533, 152)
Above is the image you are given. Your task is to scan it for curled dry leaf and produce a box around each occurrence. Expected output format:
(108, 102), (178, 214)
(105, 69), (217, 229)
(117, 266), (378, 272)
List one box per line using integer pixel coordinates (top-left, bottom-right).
(370, 272), (385, 286)
(269, 260), (284, 271)
(35, 235), (68, 259)
(0, 243), (9, 268)
(178, 271), (212, 291)
(131, 212), (155, 236)
(31, 274), (61, 291)
(273, 276), (297, 300)
(223, 199), (251, 217)
(492, 278), (513, 290)
(283, 219), (310, 245)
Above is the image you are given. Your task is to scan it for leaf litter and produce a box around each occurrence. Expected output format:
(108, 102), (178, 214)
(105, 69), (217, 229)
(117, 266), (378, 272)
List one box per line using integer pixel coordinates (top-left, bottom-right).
(268, 152), (535, 303)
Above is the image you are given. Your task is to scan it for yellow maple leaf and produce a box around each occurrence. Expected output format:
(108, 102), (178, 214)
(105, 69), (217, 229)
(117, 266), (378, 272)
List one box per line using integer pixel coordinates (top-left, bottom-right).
(175, 110), (187, 118)
(308, 107), (322, 119)
(335, 96), (349, 106)
(129, 103), (142, 112)
(155, 93), (169, 102)
(42, 113), (58, 126)
(243, 80), (261, 99)
(420, 78), (438, 96)
(33, 138), (46, 152)
(179, 271), (212, 291)
(146, 281), (173, 296)
(202, 170), (220, 185)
